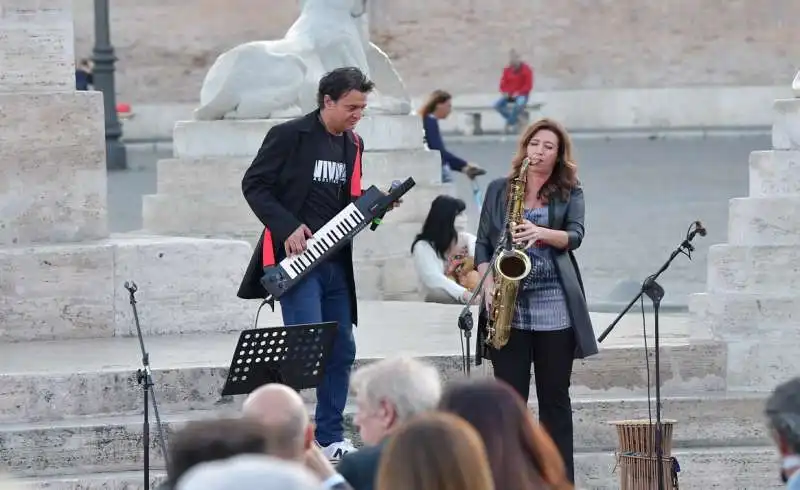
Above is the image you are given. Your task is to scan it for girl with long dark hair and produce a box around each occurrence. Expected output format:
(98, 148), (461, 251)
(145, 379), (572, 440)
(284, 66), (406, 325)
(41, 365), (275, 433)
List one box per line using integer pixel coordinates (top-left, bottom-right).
(411, 195), (479, 304)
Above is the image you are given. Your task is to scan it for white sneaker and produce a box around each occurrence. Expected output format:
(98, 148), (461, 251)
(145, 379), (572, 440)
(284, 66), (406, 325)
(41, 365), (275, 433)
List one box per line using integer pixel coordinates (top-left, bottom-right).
(319, 439), (357, 462)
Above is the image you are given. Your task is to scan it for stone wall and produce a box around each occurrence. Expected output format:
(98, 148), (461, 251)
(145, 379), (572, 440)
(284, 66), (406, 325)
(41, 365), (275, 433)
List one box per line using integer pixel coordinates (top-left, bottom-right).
(71, 0), (800, 104)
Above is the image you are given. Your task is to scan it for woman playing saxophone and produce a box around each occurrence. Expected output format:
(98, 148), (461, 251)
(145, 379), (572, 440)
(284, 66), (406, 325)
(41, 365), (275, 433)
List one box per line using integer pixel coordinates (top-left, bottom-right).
(474, 118), (598, 483)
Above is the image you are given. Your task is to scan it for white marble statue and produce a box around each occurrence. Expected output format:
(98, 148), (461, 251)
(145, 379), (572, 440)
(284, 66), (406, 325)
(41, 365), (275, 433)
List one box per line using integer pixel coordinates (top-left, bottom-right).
(193, 0), (411, 120)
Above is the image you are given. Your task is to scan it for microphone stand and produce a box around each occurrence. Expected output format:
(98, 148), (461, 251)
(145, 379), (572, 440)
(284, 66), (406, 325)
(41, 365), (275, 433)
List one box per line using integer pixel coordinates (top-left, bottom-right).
(457, 235), (509, 377)
(596, 221), (705, 490)
(125, 281), (170, 490)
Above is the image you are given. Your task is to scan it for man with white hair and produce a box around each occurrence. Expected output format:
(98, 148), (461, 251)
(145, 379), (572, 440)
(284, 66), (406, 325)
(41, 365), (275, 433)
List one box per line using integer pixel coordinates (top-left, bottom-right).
(337, 357), (442, 490)
(766, 377), (800, 489)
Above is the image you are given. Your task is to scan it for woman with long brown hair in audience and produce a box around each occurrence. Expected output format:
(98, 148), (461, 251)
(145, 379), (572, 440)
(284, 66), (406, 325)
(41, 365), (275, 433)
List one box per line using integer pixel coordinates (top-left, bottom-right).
(375, 412), (494, 490)
(438, 378), (574, 490)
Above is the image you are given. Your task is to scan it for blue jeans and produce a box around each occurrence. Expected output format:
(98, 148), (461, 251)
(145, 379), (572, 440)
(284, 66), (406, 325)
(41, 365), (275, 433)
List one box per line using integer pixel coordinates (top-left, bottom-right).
(278, 259), (356, 446)
(494, 95), (528, 125)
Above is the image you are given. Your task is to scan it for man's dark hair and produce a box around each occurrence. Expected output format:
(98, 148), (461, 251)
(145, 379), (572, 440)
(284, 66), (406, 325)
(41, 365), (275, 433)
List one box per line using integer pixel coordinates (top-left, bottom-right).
(317, 67), (375, 109)
(165, 418), (268, 487)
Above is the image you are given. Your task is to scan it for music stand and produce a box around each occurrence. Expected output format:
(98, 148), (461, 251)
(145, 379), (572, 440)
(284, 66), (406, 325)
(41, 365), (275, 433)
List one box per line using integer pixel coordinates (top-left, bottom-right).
(222, 321), (339, 396)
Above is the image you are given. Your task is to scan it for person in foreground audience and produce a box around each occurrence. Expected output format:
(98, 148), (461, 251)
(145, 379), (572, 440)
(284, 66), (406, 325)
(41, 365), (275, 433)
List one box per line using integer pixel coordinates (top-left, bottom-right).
(411, 195), (479, 304)
(242, 383), (352, 489)
(375, 412), (494, 490)
(439, 378), (574, 490)
(165, 417), (271, 487)
(766, 376), (800, 489)
(337, 357), (442, 490)
(176, 454), (320, 490)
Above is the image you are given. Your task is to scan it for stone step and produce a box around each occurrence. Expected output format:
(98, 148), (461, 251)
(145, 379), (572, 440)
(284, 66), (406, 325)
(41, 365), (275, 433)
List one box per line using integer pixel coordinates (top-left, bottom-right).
(706, 244), (800, 294)
(0, 91), (107, 247)
(173, 115), (425, 158)
(0, 392), (769, 477)
(353, 221), (419, 259)
(689, 291), (800, 342)
(142, 192), (261, 239)
(773, 97), (800, 150)
(0, 236), (254, 342)
(728, 195), (800, 246)
(9, 446), (784, 490)
(152, 150), (444, 198)
(354, 255), (423, 300)
(688, 292), (800, 391)
(0, 323), (722, 422)
(749, 150), (800, 197)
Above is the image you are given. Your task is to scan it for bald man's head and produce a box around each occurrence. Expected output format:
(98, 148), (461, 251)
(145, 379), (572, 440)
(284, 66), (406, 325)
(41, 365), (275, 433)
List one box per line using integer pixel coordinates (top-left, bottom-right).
(242, 384), (313, 460)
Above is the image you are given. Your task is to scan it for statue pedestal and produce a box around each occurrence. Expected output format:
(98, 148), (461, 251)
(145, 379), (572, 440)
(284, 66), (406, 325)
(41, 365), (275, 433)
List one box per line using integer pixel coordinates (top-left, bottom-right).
(142, 115), (454, 300)
(689, 96), (800, 391)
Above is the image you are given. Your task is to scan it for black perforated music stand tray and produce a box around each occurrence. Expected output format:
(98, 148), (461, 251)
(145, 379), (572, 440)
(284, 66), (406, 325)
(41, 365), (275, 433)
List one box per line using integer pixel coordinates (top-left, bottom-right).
(221, 321), (339, 396)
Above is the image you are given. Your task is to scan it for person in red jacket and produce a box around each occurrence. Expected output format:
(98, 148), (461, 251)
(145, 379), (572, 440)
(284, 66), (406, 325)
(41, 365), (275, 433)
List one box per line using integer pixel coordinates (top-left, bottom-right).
(494, 50), (534, 130)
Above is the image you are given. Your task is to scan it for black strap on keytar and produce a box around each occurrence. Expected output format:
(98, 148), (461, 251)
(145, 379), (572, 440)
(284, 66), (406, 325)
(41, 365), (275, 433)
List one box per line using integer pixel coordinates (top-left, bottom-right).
(597, 220), (706, 490)
(124, 281), (170, 490)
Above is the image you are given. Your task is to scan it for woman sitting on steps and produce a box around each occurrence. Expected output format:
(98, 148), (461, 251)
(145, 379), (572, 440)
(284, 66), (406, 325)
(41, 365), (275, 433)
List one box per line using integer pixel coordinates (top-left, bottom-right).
(411, 196), (481, 305)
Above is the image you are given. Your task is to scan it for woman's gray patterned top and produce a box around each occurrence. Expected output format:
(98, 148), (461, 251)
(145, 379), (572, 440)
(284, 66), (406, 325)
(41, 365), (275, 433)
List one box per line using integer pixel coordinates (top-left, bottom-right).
(511, 206), (572, 332)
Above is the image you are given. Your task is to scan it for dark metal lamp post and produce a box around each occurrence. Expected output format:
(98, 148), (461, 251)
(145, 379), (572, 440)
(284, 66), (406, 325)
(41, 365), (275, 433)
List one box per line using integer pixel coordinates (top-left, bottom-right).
(92, 0), (127, 170)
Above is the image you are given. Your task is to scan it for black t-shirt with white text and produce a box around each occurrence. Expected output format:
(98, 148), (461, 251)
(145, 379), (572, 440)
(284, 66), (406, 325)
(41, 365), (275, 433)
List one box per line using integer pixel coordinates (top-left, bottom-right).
(299, 132), (348, 239)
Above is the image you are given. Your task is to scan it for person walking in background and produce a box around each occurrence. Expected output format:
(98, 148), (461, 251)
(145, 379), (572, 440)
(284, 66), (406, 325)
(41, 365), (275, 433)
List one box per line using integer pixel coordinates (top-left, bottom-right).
(493, 49), (533, 132)
(75, 58), (93, 91)
(419, 90), (486, 183)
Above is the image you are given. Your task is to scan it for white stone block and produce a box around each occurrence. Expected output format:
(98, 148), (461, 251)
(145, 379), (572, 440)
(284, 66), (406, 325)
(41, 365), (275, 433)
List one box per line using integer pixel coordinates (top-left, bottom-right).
(111, 236), (254, 337)
(773, 98), (800, 150)
(0, 91), (107, 246)
(0, 236), (255, 341)
(706, 244), (800, 294)
(154, 157), (249, 195)
(153, 149), (443, 197)
(361, 150), (443, 188)
(749, 150), (800, 197)
(173, 115), (426, 158)
(142, 193), (261, 239)
(728, 196), (800, 245)
(0, 242), (116, 341)
(353, 222), (419, 260)
(354, 255), (421, 300)
(0, 0), (75, 92)
(369, 184), (455, 224)
(726, 339), (800, 391)
(689, 291), (800, 343)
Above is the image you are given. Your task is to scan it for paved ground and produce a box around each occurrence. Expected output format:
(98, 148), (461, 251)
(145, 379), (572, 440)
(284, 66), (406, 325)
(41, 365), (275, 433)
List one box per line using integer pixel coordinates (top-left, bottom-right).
(110, 133), (770, 311)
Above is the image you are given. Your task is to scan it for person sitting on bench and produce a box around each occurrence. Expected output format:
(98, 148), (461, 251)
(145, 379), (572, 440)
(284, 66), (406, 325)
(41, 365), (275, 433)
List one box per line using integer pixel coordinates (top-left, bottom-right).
(494, 49), (534, 131)
(419, 90), (486, 183)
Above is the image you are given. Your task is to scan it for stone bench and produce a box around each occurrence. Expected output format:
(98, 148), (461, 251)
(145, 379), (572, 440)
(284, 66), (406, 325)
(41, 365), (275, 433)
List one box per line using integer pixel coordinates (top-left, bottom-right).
(461, 102), (545, 135)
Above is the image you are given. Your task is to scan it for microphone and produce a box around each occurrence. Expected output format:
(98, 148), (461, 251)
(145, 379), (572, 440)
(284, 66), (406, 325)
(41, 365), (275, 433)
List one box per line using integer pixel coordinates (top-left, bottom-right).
(370, 180), (402, 231)
(694, 221), (707, 237)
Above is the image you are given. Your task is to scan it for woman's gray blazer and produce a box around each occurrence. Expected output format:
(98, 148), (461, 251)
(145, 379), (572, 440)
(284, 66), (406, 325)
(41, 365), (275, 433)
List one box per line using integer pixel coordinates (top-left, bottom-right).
(474, 177), (600, 363)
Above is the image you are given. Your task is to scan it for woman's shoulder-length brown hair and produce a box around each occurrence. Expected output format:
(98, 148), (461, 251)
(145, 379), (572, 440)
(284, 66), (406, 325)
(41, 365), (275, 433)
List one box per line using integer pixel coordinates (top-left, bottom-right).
(508, 117), (579, 203)
(375, 411), (495, 490)
(438, 379), (574, 490)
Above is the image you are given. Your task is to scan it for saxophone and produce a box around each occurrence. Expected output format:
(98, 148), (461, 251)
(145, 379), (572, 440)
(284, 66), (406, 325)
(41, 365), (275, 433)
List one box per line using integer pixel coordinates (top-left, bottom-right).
(485, 157), (533, 350)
